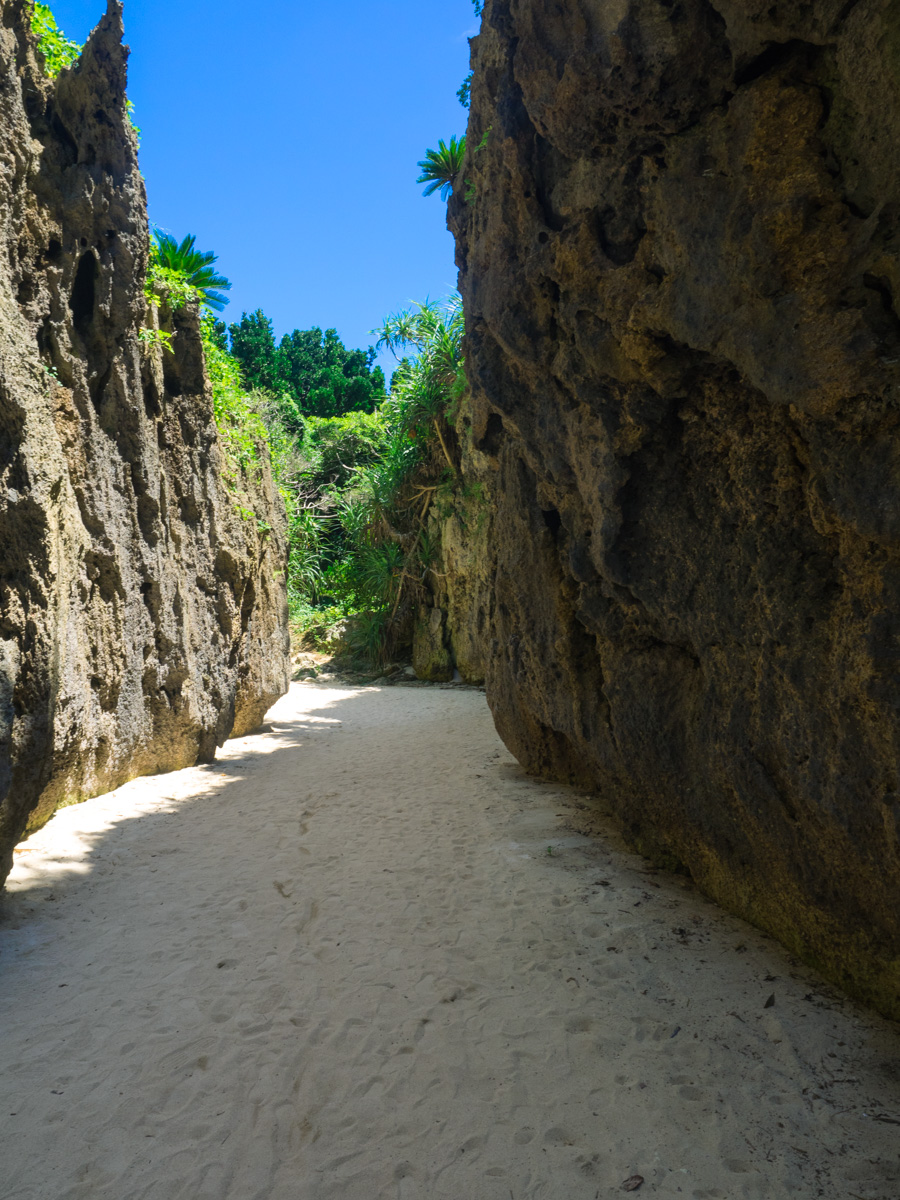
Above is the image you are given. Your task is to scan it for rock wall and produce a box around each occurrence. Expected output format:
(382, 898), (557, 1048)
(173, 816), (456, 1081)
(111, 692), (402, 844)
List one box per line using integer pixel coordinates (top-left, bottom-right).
(0, 0), (289, 886)
(414, 425), (493, 685)
(449, 0), (900, 1019)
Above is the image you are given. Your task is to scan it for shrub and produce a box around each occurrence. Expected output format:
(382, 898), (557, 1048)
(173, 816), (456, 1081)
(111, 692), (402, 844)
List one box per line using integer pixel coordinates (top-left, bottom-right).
(31, 3), (80, 77)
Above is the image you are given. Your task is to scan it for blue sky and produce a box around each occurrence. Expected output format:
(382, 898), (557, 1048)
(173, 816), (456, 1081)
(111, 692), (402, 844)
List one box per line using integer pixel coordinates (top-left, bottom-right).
(46, 0), (479, 372)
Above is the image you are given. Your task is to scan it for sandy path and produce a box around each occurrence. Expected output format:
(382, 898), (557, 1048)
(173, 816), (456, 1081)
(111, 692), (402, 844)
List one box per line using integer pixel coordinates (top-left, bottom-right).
(1, 682), (898, 1200)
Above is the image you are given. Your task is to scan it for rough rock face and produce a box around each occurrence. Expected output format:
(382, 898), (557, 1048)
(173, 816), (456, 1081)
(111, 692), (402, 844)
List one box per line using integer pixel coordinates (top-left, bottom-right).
(450, 0), (900, 1018)
(0, 0), (289, 886)
(417, 455), (492, 687)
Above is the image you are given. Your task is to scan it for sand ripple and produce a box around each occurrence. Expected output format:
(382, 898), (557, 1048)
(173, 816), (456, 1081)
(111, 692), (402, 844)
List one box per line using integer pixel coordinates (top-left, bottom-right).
(1, 683), (898, 1199)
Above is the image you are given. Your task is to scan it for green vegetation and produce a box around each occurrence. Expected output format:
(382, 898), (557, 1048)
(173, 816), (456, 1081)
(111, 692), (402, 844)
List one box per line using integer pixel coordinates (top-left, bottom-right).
(31, 2), (80, 76)
(140, 226), (459, 665)
(229, 311), (386, 423)
(416, 137), (466, 201)
(200, 313), (269, 474)
(31, 3), (140, 143)
(151, 232), (232, 312)
(143, 259), (198, 313)
(137, 326), (174, 354)
(135, 138), (473, 666)
(32, 1), (476, 669)
(280, 297), (465, 660)
(142, 233), (266, 481)
(457, 0), (484, 106)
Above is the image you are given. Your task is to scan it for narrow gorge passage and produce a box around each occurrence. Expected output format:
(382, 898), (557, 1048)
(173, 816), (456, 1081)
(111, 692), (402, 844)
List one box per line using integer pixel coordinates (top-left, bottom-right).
(1, 683), (898, 1200)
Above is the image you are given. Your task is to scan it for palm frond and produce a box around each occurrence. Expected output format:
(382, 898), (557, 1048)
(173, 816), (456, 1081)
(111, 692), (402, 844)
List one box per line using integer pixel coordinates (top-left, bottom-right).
(150, 228), (232, 310)
(416, 136), (466, 201)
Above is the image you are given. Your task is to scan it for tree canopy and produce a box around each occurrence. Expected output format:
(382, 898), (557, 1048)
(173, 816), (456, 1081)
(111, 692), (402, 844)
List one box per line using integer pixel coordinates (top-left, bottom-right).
(228, 310), (386, 424)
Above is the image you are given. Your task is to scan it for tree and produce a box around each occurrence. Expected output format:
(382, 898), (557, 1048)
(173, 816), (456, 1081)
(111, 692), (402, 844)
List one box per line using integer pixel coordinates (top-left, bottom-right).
(416, 136), (466, 201)
(228, 309), (279, 391)
(208, 319), (229, 353)
(151, 232), (232, 311)
(228, 311), (386, 423)
(376, 296), (465, 429)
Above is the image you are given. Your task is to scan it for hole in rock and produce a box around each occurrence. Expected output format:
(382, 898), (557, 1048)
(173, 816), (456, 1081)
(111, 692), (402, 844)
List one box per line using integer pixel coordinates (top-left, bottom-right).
(478, 412), (505, 456)
(733, 39), (819, 88)
(50, 114), (78, 165)
(70, 252), (97, 337)
(542, 508), (562, 538)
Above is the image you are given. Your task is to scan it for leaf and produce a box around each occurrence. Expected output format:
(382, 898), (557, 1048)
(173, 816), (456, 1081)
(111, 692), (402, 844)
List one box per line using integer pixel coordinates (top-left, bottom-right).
(622, 1176), (644, 1192)
(764, 993), (775, 1008)
(150, 229), (232, 310)
(416, 136), (466, 201)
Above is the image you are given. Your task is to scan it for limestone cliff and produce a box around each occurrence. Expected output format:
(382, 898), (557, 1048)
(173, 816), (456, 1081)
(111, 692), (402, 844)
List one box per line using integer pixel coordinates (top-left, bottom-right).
(447, 0), (900, 1018)
(0, 0), (289, 886)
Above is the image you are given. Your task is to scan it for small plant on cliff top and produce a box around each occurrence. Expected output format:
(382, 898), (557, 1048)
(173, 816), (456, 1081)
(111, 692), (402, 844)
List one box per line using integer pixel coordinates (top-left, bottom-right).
(144, 261), (199, 311)
(31, 3), (81, 77)
(150, 232), (232, 312)
(32, 5), (140, 143)
(416, 136), (466, 201)
(457, 0), (484, 104)
(142, 235), (270, 503)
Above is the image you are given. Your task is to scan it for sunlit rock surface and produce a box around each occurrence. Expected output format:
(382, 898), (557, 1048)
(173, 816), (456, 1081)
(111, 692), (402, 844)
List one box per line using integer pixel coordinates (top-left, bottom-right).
(449, 0), (900, 1018)
(0, 0), (289, 885)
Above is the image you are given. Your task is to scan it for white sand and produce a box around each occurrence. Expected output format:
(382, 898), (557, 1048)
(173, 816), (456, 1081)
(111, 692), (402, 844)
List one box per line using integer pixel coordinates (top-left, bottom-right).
(1, 681), (899, 1200)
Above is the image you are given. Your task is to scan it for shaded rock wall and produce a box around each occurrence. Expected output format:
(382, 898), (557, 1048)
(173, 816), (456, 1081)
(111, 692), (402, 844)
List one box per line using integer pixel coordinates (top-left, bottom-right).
(414, 431), (493, 685)
(0, 0), (289, 885)
(449, 0), (900, 1018)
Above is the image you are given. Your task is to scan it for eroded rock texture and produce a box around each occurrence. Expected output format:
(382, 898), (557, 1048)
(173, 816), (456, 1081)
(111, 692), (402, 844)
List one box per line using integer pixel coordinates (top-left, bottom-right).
(0, 0), (289, 885)
(450, 0), (900, 1017)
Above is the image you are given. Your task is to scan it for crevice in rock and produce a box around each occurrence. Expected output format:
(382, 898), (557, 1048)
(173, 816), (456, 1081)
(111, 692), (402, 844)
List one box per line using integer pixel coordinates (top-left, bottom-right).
(592, 206), (647, 266)
(83, 548), (124, 605)
(49, 113), (78, 167)
(477, 412), (505, 456)
(533, 132), (565, 232)
(136, 494), (160, 548)
(541, 507), (562, 540)
(733, 39), (822, 89)
(830, 0), (864, 33)
(862, 273), (900, 343)
(69, 250), (97, 338)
